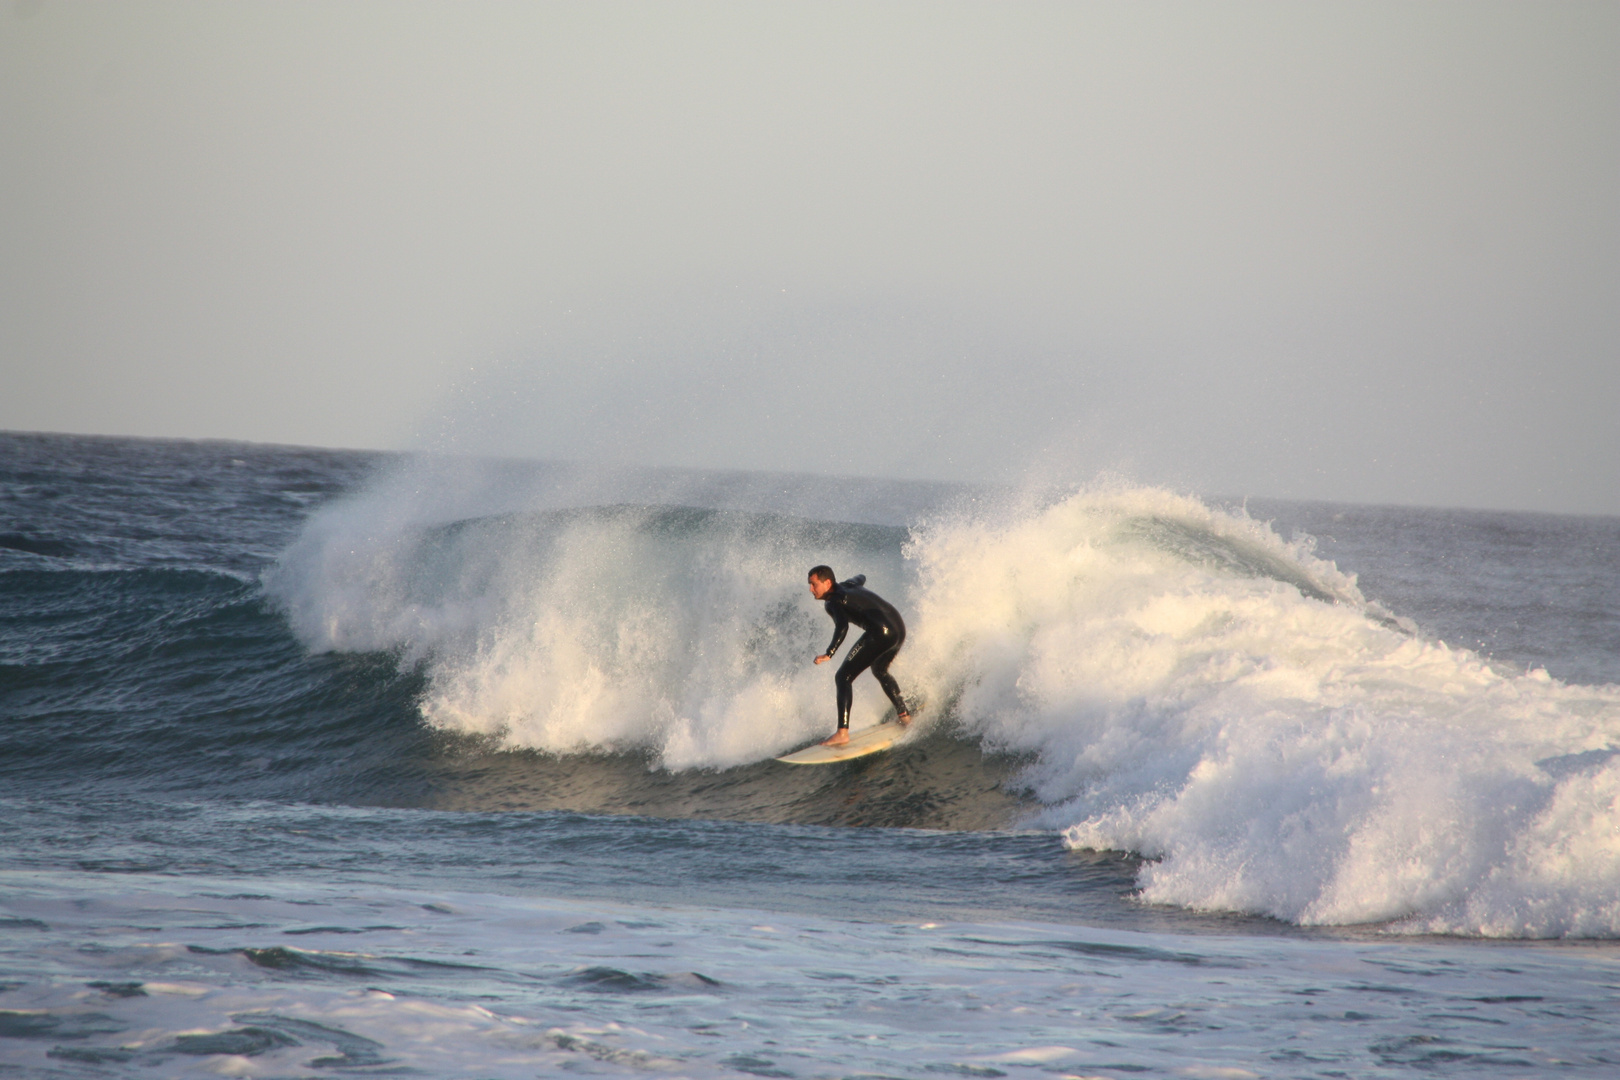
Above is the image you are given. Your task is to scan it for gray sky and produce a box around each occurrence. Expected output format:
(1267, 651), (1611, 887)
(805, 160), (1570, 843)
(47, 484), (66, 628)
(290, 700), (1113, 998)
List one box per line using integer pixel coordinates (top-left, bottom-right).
(3, 1), (1616, 513)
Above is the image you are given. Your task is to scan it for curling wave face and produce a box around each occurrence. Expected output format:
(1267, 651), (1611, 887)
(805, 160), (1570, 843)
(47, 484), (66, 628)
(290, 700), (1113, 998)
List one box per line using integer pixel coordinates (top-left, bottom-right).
(266, 469), (1620, 937)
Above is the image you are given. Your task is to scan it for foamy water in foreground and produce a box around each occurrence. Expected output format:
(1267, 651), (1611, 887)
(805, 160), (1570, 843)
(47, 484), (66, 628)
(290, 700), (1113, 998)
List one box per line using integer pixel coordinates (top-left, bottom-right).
(5, 867), (1618, 1079)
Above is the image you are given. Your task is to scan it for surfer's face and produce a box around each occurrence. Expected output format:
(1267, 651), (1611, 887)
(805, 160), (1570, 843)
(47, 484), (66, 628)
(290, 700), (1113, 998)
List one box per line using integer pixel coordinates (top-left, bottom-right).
(808, 576), (833, 600)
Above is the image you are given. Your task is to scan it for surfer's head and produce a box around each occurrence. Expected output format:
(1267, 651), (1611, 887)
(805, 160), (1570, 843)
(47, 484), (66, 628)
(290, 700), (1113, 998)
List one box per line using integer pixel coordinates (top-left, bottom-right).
(807, 565), (835, 600)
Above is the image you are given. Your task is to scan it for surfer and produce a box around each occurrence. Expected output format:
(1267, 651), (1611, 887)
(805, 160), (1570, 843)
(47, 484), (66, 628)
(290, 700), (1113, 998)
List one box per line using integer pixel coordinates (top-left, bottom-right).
(808, 565), (912, 746)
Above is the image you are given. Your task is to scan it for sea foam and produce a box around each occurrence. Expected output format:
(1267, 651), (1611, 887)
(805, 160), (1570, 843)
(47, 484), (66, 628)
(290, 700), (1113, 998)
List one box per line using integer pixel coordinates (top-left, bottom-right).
(266, 461), (1620, 936)
(905, 485), (1620, 937)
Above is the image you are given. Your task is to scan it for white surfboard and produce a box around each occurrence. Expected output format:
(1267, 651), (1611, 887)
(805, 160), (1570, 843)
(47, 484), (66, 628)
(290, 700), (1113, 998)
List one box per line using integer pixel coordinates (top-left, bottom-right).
(775, 722), (910, 765)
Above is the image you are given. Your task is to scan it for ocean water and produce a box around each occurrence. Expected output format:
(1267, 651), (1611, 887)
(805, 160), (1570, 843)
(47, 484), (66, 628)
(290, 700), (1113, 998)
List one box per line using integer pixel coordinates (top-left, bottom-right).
(2, 430), (1618, 1078)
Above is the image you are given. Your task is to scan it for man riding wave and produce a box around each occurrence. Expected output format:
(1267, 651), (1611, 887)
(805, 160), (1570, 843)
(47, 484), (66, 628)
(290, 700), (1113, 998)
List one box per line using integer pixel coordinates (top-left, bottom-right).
(807, 565), (912, 746)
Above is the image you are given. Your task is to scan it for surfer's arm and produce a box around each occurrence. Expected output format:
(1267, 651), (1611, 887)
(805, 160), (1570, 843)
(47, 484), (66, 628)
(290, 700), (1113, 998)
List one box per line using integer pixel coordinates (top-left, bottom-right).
(823, 605), (848, 659)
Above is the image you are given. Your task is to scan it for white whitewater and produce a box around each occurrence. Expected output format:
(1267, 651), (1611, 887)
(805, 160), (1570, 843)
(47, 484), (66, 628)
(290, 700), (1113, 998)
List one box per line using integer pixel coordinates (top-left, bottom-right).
(267, 460), (1620, 937)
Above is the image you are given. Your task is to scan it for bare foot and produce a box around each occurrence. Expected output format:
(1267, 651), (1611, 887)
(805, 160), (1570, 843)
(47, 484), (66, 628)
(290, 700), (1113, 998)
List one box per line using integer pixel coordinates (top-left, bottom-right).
(821, 729), (851, 746)
(895, 712), (912, 727)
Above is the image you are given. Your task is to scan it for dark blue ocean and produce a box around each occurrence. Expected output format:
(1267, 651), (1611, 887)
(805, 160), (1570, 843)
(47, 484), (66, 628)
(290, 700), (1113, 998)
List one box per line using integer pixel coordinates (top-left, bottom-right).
(3, 431), (1618, 1078)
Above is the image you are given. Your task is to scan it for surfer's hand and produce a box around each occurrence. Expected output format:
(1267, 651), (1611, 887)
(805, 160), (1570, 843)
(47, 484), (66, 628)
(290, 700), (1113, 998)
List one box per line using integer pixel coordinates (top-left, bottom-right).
(814, 653), (830, 665)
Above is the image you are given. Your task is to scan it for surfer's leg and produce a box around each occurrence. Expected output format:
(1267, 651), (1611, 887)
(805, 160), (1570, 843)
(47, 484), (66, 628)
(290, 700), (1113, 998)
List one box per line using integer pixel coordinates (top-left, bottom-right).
(834, 634), (879, 732)
(870, 635), (910, 723)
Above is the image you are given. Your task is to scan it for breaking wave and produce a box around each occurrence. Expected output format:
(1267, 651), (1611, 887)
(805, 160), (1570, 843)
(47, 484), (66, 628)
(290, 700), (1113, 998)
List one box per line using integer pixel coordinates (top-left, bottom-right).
(266, 466), (1620, 937)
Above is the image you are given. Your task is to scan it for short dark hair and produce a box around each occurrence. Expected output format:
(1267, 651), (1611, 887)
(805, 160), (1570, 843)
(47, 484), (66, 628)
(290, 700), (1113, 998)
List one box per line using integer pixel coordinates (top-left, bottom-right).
(808, 565), (835, 583)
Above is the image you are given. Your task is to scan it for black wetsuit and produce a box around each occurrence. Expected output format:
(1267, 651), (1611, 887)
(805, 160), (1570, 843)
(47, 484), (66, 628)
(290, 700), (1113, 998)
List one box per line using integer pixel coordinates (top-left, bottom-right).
(820, 575), (910, 730)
